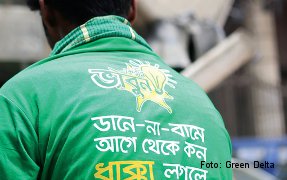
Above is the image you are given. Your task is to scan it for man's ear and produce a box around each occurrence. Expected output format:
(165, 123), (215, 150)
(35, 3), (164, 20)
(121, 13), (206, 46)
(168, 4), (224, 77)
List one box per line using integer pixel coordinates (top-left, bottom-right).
(127, 0), (136, 24)
(39, 0), (57, 28)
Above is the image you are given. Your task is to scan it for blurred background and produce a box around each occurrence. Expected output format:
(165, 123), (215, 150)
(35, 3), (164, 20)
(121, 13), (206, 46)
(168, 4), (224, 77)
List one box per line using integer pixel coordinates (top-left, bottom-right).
(0, 0), (287, 179)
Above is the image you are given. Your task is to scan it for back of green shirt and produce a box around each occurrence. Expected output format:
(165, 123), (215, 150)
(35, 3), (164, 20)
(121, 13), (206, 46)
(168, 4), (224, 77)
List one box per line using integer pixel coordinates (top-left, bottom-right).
(0, 16), (232, 180)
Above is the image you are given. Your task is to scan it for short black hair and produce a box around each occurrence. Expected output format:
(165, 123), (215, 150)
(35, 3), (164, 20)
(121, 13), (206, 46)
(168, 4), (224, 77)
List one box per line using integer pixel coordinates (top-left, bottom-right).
(26, 0), (132, 25)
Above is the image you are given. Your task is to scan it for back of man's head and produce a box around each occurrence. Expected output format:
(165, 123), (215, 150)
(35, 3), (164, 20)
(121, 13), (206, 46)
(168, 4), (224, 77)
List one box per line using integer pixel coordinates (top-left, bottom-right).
(26, 0), (132, 25)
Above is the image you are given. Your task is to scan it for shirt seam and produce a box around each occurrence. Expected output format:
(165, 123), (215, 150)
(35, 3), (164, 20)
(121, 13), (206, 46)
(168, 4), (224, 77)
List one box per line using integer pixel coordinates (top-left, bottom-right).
(0, 93), (42, 165)
(0, 94), (33, 123)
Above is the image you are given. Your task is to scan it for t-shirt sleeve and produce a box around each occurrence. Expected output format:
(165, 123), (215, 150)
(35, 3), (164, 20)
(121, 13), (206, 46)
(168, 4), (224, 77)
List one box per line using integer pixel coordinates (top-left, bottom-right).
(0, 95), (40, 179)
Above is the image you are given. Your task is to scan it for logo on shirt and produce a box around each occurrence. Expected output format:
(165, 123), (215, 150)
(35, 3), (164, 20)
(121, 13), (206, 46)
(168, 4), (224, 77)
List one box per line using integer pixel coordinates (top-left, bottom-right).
(89, 59), (177, 113)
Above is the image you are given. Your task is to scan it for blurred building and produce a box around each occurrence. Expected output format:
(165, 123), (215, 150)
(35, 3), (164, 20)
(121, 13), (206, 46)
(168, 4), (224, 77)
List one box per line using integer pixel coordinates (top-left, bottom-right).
(210, 0), (286, 138)
(0, 0), (50, 85)
(0, 0), (287, 139)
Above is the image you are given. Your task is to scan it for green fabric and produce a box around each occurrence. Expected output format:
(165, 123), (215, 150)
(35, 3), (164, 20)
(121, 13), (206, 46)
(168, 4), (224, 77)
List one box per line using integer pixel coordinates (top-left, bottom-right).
(50, 15), (151, 56)
(0, 16), (232, 180)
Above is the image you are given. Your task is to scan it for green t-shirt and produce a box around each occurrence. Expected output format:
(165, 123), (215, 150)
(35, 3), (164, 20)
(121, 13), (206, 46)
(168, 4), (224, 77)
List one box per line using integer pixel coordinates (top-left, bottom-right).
(0, 16), (232, 179)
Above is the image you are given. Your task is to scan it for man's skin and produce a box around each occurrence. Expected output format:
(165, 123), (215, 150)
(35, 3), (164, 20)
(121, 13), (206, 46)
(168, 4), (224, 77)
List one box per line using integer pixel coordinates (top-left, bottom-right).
(39, 0), (136, 48)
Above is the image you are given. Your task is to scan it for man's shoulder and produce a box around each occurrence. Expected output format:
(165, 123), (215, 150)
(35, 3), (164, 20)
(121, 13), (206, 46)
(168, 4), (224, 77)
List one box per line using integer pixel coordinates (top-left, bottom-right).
(0, 67), (38, 108)
(0, 55), (63, 98)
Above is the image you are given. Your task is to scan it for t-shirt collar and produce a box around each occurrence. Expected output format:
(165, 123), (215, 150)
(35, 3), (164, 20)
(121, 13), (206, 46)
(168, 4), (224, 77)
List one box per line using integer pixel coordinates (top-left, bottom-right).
(50, 15), (151, 56)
